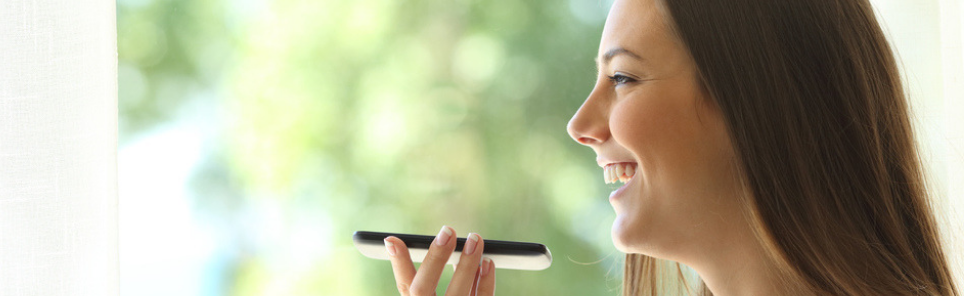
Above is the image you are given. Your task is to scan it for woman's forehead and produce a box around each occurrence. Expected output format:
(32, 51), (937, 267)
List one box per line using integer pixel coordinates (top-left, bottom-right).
(598, 0), (676, 66)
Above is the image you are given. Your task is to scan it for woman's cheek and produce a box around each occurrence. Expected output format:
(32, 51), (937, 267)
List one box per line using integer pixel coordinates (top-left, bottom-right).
(609, 92), (660, 149)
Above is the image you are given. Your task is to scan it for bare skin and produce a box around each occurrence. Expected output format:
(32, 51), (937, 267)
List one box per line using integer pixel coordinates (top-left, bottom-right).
(384, 226), (495, 296)
(567, 0), (793, 295)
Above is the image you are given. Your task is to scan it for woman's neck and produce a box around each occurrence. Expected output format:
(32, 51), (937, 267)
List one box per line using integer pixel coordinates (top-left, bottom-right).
(682, 213), (800, 296)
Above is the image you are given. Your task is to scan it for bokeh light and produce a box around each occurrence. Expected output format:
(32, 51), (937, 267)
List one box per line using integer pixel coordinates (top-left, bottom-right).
(118, 0), (621, 295)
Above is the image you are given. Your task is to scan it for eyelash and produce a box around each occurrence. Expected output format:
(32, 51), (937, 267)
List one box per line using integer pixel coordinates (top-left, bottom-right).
(607, 73), (636, 86)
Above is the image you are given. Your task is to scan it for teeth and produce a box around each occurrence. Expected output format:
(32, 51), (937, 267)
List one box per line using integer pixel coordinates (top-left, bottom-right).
(603, 163), (636, 184)
(611, 165), (619, 183)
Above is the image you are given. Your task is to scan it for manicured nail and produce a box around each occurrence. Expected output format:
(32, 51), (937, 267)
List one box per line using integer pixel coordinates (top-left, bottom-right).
(435, 225), (453, 246)
(384, 238), (396, 256)
(481, 258), (492, 276)
(463, 233), (479, 255)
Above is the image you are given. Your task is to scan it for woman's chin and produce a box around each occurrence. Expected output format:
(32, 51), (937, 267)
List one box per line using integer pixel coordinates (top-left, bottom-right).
(613, 240), (632, 253)
(611, 215), (635, 253)
(611, 214), (658, 255)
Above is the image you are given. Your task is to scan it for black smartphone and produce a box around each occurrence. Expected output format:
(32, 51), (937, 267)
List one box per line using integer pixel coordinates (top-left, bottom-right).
(352, 231), (552, 271)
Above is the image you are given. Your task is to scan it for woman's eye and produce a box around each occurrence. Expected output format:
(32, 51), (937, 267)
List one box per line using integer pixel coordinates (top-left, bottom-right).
(607, 73), (636, 86)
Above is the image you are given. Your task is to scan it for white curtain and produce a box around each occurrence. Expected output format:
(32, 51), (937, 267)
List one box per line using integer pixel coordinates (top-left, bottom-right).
(871, 0), (964, 286)
(0, 0), (118, 295)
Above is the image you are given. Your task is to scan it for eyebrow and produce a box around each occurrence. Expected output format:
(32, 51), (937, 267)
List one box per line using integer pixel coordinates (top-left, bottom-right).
(595, 47), (644, 69)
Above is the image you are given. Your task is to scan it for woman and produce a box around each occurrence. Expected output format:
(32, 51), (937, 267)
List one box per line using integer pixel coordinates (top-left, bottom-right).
(383, 0), (960, 295)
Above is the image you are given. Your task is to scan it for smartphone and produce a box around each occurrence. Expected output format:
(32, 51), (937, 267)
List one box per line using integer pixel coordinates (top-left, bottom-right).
(353, 231), (552, 271)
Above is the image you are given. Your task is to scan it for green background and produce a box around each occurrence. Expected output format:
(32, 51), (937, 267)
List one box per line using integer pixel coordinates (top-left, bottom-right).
(118, 0), (623, 294)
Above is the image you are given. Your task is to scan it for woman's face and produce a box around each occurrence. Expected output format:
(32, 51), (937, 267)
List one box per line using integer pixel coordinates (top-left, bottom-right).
(567, 0), (743, 259)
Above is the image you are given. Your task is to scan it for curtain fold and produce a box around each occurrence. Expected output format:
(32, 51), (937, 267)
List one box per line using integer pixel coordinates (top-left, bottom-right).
(0, 0), (118, 295)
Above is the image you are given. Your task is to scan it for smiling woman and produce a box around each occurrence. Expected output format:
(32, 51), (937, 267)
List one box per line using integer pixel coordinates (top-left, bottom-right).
(568, 0), (960, 295)
(569, 0), (755, 293)
(381, 0), (960, 295)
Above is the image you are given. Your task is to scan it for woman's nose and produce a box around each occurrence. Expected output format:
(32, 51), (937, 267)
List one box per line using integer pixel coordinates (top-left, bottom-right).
(567, 92), (610, 146)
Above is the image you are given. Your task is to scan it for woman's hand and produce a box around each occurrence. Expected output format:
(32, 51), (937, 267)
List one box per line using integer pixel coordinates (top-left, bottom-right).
(384, 226), (496, 296)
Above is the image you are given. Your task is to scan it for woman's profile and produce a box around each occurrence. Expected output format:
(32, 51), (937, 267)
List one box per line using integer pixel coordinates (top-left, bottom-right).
(382, 0), (961, 295)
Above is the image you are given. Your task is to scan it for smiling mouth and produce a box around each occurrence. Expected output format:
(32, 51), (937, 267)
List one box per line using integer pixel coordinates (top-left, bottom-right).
(603, 162), (637, 184)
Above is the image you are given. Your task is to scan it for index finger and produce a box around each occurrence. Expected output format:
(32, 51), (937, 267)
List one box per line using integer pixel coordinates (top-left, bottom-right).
(409, 226), (458, 295)
(385, 236), (417, 295)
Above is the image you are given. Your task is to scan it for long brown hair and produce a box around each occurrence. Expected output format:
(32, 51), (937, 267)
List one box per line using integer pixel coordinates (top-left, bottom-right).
(622, 0), (959, 295)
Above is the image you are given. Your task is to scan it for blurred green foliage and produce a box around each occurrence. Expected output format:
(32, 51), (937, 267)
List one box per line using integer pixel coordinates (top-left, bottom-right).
(119, 0), (622, 294)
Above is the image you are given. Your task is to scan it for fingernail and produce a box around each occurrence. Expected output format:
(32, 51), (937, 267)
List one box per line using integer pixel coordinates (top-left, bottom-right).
(481, 258), (492, 276)
(384, 238), (396, 256)
(435, 225), (453, 246)
(463, 233), (479, 255)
